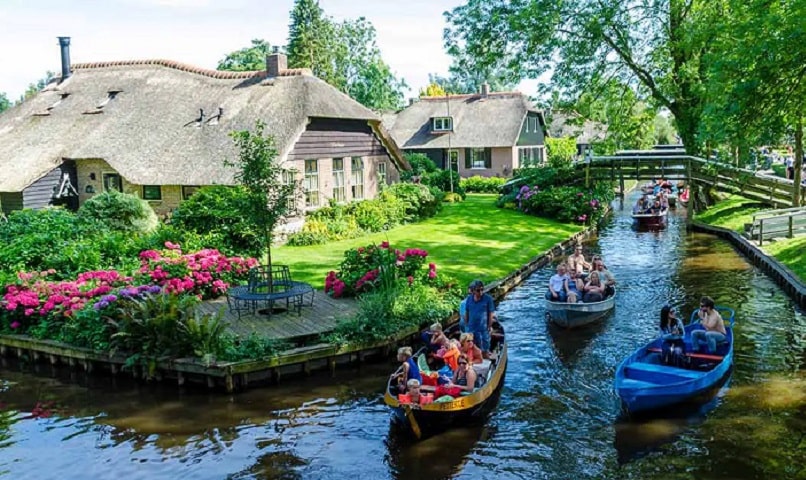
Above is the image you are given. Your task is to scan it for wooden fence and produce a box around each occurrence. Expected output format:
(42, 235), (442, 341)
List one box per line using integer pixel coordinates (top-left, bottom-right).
(747, 207), (806, 245)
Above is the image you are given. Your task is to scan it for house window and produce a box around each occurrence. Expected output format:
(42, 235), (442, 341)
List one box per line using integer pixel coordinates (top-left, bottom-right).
(465, 148), (491, 169)
(142, 185), (162, 200)
(351, 157), (364, 200)
(377, 162), (387, 185)
(102, 173), (122, 192)
(332, 158), (345, 203)
(304, 159), (319, 207)
(524, 117), (530, 133)
(531, 117), (539, 133)
(432, 116), (453, 132)
(281, 169), (297, 213)
(518, 147), (546, 167)
(448, 150), (459, 172)
(182, 186), (200, 200)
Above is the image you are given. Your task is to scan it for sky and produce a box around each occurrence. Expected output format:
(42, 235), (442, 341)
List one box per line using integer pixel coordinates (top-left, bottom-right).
(0, 0), (535, 102)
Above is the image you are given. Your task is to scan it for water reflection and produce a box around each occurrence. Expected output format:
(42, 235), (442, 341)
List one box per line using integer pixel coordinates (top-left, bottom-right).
(1, 193), (805, 479)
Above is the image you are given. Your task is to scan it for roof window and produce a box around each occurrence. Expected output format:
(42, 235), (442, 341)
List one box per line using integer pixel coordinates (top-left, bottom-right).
(432, 116), (453, 132)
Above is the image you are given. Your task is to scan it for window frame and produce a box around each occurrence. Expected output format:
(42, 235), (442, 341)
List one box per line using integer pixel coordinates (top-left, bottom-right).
(377, 162), (387, 185)
(467, 148), (491, 169)
(332, 158), (346, 203)
(304, 159), (320, 208)
(182, 185), (200, 200)
(102, 172), (122, 193)
(281, 169), (298, 213)
(351, 157), (364, 200)
(432, 116), (453, 132)
(142, 185), (162, 201)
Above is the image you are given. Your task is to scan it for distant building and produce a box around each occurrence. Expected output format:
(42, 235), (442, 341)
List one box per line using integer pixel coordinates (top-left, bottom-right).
(384, 84), (548, 178)
(0, 37), (407, 216)
(548, 111), (608, 157)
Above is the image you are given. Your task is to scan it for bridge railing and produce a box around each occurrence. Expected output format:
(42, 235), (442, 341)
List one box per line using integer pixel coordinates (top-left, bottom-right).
(584, 154), (804, 208)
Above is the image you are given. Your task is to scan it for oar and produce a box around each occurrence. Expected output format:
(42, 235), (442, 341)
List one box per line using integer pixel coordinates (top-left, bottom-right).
(403, 404), (422, 439)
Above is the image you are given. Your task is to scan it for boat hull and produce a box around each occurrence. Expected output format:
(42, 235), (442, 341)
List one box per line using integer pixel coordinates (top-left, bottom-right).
(631, 210), (668, 227)
(546, 295), (615, 328)
(615, 309), (735, 413)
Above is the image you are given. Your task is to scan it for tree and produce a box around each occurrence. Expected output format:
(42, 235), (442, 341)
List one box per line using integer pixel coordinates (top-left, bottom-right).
(0, 93), (10, 114)
(444, 0), (726, 155)
(332, 17), (405, 110)
(18, 71), (56, 103)
(419, 82), (446, 98)
(287, 0), (339, 84)
(226, 121), (297, 276)
(217, 39), (271, 72)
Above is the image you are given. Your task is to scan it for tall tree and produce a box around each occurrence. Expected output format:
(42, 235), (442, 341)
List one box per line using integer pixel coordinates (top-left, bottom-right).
(0, 93), (10, 114)
(444, 0), (725, 155)
(226, 121), (296, 274)
(287, 0), (339, 84)
(217, 39), (271, 72)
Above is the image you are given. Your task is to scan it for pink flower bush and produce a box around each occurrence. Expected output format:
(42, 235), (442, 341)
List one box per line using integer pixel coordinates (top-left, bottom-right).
(1, 244), (257, 333)
(324, 242), (441, 298)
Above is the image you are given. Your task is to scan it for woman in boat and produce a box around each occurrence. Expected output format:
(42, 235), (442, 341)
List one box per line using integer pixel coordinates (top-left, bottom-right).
(582, 271), (606, 303)
(446, 353), (478, 394)
(459, 332), (484, 365)
(395, 346), (422, 392)
(660, 305), (684, 340)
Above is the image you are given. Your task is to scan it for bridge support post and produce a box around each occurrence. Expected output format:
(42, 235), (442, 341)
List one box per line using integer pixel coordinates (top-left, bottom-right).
(686, 160), (694, 228)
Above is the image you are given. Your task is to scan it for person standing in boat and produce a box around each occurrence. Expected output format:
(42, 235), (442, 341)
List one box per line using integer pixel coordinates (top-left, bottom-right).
(691, 296), (727, 354)
(464, 280), (495, 358)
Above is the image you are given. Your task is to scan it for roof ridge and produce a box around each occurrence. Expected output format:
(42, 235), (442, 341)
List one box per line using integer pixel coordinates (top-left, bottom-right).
(70, 59), (310, 79)
(419, 91), (524, 100)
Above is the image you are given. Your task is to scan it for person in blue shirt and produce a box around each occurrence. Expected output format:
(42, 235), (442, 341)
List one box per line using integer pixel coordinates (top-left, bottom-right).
(464, 279), (496, 356)
(458, 285), (472, 332)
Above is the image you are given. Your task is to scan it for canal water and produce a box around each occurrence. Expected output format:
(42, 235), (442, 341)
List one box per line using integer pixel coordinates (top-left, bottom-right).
(1, 196), (805, 480)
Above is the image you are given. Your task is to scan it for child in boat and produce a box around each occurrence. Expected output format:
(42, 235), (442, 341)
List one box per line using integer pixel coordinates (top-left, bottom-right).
(439, 339), (461, 372)
(398, 379), (434, 406)
(429, 322), (450, 352)
(395, 346), (422, 392)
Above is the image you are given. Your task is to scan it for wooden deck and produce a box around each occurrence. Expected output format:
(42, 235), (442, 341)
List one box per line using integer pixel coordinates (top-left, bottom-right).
(197, 291), (358, 343)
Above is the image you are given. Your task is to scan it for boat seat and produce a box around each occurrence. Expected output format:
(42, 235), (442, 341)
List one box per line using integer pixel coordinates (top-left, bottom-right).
(472, 359), (492, 378)
(618, 378), (657, 389)
(646, 347), (723, 361)
(626, 362), (702, 382)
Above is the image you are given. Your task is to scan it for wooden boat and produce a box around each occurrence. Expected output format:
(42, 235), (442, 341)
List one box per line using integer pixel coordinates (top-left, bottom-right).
(631, 209), (668, 227)
(545, 289), (615, 328)
(615, 307), (735, 413)
(383, 323), (507, 439)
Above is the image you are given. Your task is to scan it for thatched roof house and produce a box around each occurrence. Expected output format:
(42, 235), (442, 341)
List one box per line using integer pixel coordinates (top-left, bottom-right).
(385, 86), (548, 178)
(549, 111), (609, 154)
(0, 40), (406, 215)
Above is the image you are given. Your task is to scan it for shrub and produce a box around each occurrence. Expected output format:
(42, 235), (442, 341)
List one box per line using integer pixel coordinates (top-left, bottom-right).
(78, 190), (158, 234)
(170, 185), (260, 255)
(460, 175), (507, 193)
(520, 182), (614, 225)
(422, 170), (466, 198)
(217, 333), (288, 362)
(444, 192), (464, 203)
(386, 182), (441, 221)
(401, 153), (438, 182)
(546, 137), (579, 168)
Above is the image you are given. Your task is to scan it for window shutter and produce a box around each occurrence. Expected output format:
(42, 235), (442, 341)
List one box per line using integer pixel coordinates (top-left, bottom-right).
(484, 148), (492, 169)
(465, 150), (471, 169)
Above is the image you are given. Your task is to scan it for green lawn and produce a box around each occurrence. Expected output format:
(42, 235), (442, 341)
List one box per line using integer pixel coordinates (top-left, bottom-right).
(694, 195), (765, 232)
(696, 194), (805, 281)
(273, 194), (582, 289)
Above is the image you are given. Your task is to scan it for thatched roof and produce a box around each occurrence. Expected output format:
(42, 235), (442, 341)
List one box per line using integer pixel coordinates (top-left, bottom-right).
(549, 111), (608, 144)
(386, 92), (545, 149)
(0, 60), (393, 192)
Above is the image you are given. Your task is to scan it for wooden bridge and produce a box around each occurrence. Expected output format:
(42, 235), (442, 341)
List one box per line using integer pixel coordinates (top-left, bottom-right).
(582, 148), (805, 211)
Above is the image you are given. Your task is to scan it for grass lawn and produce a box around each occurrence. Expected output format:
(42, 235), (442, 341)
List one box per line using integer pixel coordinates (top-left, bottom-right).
(273, 194), (582, 289)
(694, 194), (765, 232)
(696, 194), (805, 281)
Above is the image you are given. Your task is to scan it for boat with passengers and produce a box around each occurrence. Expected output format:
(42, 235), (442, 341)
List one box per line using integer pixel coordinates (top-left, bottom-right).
(383, 322), (507, 439)
(545, 288), (616, 328)
(615, 306), (735, 413)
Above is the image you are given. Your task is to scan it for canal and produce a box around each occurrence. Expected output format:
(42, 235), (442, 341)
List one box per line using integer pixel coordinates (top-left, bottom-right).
(1, 195), (805, 479)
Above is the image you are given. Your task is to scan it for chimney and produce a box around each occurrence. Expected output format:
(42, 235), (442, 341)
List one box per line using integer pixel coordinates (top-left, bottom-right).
(266, 52), (288, 77)
(480, 82), (490, 97)
(58, 36), (71, 82)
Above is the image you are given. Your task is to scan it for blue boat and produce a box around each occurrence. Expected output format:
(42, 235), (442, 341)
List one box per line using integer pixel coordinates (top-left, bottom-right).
(615, 306), (735, 413)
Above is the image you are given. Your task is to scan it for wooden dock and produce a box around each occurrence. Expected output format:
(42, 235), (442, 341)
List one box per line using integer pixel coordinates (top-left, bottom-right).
(197, 292), (358, 344)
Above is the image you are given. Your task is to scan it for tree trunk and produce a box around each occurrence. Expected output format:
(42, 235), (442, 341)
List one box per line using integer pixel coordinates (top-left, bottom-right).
(671, 103), (700, 157)
(794, 116), (803, 206)
(266, 232), (273, 293)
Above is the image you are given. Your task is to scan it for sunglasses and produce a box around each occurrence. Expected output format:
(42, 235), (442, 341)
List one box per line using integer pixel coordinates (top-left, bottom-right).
(458, 361), (468, 365)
